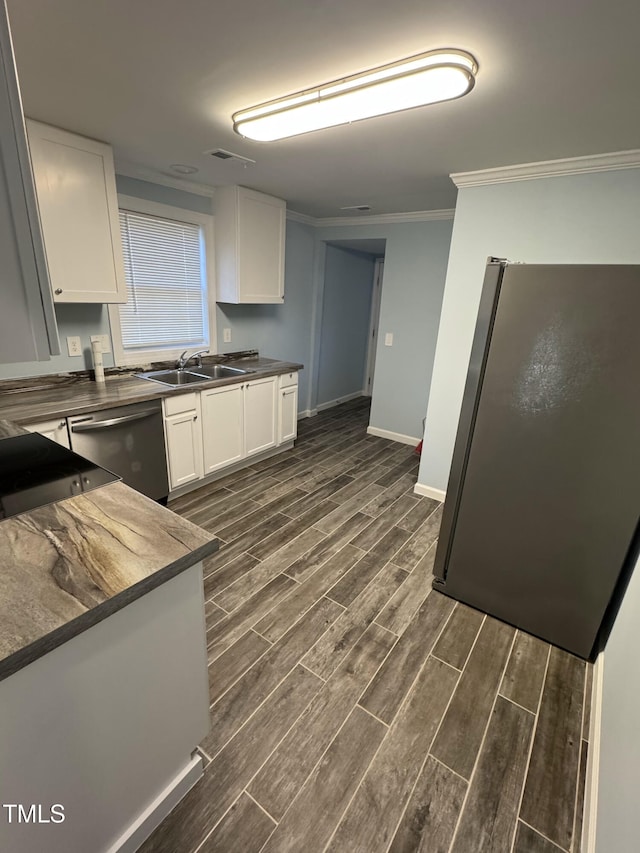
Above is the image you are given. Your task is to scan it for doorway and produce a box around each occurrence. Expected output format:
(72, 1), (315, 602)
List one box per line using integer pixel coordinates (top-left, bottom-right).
(315, 239), (386, 410)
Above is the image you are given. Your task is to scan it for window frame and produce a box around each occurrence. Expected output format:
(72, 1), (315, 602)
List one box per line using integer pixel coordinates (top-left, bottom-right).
(108, 195), (217, 366)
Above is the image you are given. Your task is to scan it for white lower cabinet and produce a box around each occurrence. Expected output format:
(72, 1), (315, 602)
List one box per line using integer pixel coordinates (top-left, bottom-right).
(201, 384), (245, 474)
(163, 396), (203, 490)
(244, 376), (277, 457)
(278, 381), (298, 445)
(164, 372), (297, 493)
(25, 418), (70, 448)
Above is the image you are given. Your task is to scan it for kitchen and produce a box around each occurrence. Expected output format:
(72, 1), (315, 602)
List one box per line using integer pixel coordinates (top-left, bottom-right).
(1, 0), (640, 851)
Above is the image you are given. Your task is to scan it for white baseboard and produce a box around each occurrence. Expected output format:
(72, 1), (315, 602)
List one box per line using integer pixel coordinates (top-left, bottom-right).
(316, 391), (364, 412)
(109, 753), (203, 853)
(413, 482), (446, 502)
(583, 653), (603, 853)
(366, 425), (420, 446)
(297, 409), (315, 420)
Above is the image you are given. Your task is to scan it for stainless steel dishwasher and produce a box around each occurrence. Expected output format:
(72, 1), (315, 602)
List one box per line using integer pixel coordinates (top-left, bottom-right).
(68, 399), (169, 501)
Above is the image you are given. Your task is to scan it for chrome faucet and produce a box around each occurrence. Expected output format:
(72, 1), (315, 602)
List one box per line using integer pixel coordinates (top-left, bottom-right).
(177, 349), (209, 370)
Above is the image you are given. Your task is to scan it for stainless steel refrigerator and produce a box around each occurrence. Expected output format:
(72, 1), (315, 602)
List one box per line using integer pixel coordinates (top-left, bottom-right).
(433, 260), (640, 660)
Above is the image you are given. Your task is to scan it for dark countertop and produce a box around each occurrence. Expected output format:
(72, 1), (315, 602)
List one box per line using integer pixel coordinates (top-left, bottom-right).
(0, 356), (303, 425)
(0, 419), (218, 682)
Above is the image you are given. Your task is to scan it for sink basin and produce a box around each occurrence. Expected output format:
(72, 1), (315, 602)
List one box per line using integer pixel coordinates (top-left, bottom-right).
(136, 369), (212, 387)
(190, 364), (251, 379)
(136, 364), (253, 387)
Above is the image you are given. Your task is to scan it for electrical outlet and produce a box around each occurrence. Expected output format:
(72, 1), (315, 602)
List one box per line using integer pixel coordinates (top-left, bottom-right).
(223, 327), (232, 343)
(66, 336), (82, 357)
(384, 332), (393, 347)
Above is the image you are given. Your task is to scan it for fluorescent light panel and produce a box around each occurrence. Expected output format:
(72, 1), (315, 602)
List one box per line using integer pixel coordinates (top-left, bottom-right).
(233, 49), (477, 141)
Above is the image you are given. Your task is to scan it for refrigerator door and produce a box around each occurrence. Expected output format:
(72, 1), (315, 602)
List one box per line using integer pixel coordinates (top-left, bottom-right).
(434, 264), (640, 659)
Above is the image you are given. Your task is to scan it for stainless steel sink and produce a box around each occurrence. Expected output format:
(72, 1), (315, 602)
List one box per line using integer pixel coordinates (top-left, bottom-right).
(136, 369), (212, 387)
(136, 364), (252, 387)
(191, 364), (251, 379)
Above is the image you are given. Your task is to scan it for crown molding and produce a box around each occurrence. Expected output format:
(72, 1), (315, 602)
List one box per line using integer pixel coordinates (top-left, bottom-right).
(287, 208), (455, 227)
(451, 149), (640, 188)
(286, 209), (317, 226)
(115, 161), (217, 198)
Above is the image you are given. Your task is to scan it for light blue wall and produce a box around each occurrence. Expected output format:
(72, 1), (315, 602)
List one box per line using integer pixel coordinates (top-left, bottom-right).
(217, 220), (316, 413)
(316, 245), (374, 406)
(315, 219), (453, 440)
(0, 304), (114, 379)
(419, 168), (640, 492)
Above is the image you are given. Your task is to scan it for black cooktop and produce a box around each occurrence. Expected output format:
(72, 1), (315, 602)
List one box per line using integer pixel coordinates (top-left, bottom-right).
(0, 433), (120, 520)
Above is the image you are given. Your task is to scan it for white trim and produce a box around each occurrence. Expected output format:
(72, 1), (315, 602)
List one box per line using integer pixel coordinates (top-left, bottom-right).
(364, 259), (384, 395)
(108, 195), (217, 367)
(288, 208), (455, 227)
(366, 425), (420, 446)
(451, 149), (640, 188)
(107, 753), (203, 853)
(297, 409), (315, 419)
(115, 161), (217, 197)
(286, 209), (316, 226)
(583, 653), (604, 853)
(316, 391), (363, 412)
(413, 482), (446, 502)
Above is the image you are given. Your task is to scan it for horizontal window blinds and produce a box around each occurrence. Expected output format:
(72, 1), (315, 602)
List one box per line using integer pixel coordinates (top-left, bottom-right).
(118, 209), (208, 350)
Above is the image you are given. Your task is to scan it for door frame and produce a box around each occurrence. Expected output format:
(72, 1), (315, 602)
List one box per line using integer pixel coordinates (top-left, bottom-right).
(363, 258), (384, 396)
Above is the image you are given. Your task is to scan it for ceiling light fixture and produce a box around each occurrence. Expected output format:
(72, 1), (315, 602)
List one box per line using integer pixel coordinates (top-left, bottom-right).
(233, 48), (477, 142)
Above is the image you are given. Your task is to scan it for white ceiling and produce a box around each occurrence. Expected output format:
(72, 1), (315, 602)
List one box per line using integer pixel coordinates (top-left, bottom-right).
(7, 0), (640, 217)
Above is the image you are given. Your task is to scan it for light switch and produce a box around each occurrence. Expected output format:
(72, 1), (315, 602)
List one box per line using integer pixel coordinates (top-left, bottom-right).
(91, 334), (111, 354)
(384, 332), (393, 347)
(67, 336), (82, 357)
(223, 327), (232, 343)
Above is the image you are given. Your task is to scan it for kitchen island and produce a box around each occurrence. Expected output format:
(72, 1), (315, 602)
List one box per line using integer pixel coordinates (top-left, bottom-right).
(0, 420), (218, 853)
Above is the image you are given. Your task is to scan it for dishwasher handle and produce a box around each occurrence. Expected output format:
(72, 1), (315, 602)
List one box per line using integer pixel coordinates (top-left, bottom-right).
(70, 409), (160, 432)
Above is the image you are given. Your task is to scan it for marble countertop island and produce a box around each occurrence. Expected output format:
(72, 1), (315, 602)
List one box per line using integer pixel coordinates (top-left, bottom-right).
(0, 419), (218, 682)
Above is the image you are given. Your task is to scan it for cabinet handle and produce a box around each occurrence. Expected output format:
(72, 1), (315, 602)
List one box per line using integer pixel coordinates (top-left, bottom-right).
(54, 288), (63, 295)
(59, 421), (66, 429)
(193, 415), (198, 421)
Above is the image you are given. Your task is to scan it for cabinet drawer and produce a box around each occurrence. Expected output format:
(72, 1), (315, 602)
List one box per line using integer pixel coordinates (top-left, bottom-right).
(164, 392), (198, 416)
(279, 371), (298, 389)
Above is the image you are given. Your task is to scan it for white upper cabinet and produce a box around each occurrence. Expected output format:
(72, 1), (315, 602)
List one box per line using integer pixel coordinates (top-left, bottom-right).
(0, 7), (59, 363)
(26, 120), (127, 304)
(215, 185), (285, 304)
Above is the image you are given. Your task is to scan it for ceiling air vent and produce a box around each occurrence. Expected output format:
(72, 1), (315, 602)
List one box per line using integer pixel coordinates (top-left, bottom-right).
(340, 204), (372, 212)
(206, 148), (256, 166)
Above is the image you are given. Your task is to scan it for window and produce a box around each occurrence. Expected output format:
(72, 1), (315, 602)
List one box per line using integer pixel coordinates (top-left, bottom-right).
(109, 196), (216, 365)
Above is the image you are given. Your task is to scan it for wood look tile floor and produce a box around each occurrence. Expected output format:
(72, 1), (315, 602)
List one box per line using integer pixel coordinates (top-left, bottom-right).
(141, 399), (591, 853)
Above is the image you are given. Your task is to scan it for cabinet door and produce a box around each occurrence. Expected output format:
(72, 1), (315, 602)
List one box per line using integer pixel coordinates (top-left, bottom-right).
(278, 385), (298, 444)
(237, 188), (285, 303)
(201, 384), (244, 474)
(27, 120), (127, 304)
(25, 418), (70, 449)
(0, 9), (59, 363)
(164, 410), (203, 490)
(244, 376), (277, 457)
